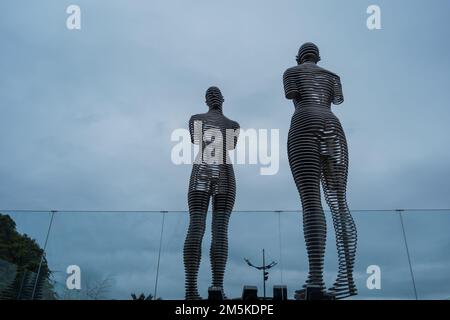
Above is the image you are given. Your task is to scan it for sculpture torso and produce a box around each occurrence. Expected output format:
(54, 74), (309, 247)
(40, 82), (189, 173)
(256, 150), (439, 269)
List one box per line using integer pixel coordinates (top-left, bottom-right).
(188, 109), (239, 195)
(284, 62), (345, 152)
(284, 62), (343, 110)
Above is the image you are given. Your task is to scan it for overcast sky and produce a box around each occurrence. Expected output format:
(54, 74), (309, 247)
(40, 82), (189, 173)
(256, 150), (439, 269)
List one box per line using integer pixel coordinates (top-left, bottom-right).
(1, 0), (450, 300)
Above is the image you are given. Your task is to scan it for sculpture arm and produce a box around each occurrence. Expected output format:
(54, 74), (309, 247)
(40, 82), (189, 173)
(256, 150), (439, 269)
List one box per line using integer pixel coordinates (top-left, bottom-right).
(332, 75), (344, 105)
(226, 122), (240, 150)
(283, 68), (300, 100)
(189, 116), (202, 145)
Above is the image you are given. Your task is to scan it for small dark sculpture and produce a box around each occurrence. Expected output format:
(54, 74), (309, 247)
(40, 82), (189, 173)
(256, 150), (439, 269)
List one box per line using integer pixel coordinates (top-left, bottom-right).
(283, 43), (357, 299)
(183, 87), (240, 300)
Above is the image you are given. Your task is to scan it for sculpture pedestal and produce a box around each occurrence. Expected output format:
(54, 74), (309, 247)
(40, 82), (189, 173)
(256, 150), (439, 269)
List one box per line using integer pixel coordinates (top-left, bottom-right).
(241, 285), (258, 300)
(273, 285), (288, 301)
(208, 287), (224, 300)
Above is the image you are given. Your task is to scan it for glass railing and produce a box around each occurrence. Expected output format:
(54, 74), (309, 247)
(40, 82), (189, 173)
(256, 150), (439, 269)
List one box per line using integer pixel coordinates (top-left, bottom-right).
(0, 209), (449, 300)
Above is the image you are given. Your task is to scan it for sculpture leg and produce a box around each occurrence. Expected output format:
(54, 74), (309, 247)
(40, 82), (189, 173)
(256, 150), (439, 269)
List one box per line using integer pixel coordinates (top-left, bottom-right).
(184, 190), (209, 300)
(320, 132), (357, 299)
(210, 192), (234, 297)
(288, 133), (327, 291)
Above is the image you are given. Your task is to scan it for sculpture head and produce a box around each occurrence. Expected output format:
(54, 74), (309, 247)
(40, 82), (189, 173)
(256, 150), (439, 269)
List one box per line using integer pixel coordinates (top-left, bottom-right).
(205, 86), (224, 110)
(296, 42), (321, 64)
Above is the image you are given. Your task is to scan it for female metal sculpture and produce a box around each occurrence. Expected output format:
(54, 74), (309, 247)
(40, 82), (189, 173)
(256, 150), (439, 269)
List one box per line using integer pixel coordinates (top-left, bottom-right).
(283, 43), (357, 299)
(183, 86), (239, 300)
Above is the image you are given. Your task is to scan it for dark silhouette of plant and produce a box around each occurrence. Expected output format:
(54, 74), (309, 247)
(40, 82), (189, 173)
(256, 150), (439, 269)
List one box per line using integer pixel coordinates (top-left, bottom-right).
(131, 293), (161, 300)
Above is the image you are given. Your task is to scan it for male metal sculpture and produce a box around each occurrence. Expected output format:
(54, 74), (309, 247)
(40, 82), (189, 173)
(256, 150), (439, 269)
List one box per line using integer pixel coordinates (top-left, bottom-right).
(283, 43), (357, 299)
(183, 86), (239, 300)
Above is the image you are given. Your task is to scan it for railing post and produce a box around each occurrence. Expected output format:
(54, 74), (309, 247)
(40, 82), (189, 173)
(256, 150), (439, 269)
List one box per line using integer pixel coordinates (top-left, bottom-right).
(153, 211), (167, 300)
(397, 209), (418, 300)
(31, 210), (56, 300)
(275, 211), (284, 284)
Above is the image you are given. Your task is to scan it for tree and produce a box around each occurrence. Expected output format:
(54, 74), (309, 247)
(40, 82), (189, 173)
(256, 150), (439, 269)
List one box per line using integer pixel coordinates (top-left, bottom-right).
(0, 213), (56, 300)
(59, 274), (114, 300)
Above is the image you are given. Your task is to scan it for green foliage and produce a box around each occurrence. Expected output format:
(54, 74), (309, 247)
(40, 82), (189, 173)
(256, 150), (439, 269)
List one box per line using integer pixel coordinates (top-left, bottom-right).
(0, 213), (56, 300)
